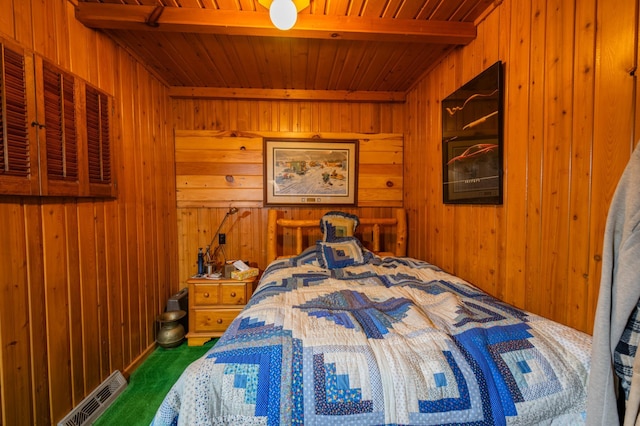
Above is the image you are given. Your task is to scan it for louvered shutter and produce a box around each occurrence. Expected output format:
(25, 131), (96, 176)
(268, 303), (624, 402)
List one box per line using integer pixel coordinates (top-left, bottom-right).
(86, 85), (114, 196)
(40, 61), (80, 195)
(0, 43), (39, 195)
(1, 42), (115, 197)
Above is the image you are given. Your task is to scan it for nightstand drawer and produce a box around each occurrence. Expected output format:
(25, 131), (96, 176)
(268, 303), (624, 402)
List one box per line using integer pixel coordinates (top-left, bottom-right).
(221, 284), (246, 305)
(193, 309), (242, 332)
(192, 283), (247, 306)
(193, 284), (220, 305)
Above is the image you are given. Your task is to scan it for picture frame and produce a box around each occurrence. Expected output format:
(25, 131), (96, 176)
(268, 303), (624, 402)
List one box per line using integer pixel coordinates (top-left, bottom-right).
(442, 61), (504, 204)
(264, 138), (358, 206)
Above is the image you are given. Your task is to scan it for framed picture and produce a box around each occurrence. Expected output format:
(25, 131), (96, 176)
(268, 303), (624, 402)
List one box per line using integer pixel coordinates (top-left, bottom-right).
(442, 61), (504, 204)
(264, 139), (358, 206)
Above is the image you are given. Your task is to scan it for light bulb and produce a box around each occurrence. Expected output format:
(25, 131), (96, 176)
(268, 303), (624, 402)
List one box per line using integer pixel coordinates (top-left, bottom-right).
(269, 0), (297, 30)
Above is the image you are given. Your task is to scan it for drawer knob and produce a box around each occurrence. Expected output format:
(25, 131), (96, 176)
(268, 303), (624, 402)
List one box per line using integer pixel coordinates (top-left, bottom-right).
(203, 292), (209, 298)
(216, 318), (223, 324)
(230, 292), (236, 297)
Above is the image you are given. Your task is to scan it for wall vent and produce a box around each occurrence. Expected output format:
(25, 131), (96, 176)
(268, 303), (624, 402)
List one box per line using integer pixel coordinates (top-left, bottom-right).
(58, 370), (127, 426)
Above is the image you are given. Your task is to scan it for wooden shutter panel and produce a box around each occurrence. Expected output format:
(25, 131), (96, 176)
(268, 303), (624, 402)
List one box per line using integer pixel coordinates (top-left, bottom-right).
(86, 85), (114, 196)
(43, 62), (77, 183)
(100, 93), (111, 184)
(1, 46), (114, 197)
(0, 43), (39, 195)
(1, 47), (29, 176)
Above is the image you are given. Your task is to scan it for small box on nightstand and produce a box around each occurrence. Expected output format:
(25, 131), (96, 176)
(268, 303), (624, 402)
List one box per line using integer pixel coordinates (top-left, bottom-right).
(231, 267), (259, 280)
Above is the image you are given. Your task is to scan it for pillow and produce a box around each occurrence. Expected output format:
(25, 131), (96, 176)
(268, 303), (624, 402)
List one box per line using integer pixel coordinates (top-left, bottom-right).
(316, 237), (371, 269)
(319, 211), (360, 241)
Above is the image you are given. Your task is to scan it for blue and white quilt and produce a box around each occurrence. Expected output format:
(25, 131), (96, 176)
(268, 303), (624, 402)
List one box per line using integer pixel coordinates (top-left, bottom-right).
(152, 249), (591, 425)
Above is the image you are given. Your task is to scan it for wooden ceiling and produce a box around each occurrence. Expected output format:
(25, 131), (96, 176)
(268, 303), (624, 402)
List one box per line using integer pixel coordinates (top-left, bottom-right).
(75, 0), (497, 101)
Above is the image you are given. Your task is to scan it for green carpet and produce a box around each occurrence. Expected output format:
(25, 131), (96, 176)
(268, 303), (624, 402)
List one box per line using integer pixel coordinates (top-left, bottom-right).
(94, 339), (216, 426)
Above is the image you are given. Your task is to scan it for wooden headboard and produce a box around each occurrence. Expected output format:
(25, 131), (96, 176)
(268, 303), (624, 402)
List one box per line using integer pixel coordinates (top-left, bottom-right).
(266, 208), (407, 264)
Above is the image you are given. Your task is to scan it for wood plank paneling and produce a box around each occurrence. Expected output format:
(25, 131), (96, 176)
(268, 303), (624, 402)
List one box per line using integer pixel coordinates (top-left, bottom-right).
(567, 0), (596, 332)
(586, 0), (638, 328)
(501, 0), (529, 309)
(174, 129), (403, 209)
(24, 200), (50, 426)
(0, 1), (637, 424)
(0, 0), (14, 37)
(42, 203), (73, 422)
(31, 0), (57, 61)
(538, 0), (574, 325)
(66, 202), (86, 404)
(404, 0), (639, 333)
(0, 200), (34, 426)
(173, 103), (405, 284)
(0, 1), (177, 424)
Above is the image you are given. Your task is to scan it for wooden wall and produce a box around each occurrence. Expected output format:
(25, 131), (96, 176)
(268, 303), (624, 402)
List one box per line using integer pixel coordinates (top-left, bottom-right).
(173, 0), (639, 335)
(405, 0), (640, 334)
(0, 1), (177, 424)
(174, 130), (403, 210)
(172, 101), (405, 283)
(0, 0), (636, 423)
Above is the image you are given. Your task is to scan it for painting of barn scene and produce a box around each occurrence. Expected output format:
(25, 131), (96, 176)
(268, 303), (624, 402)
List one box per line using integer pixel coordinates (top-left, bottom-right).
(265, 139), (357, 206)
(273, 148), (350, 196)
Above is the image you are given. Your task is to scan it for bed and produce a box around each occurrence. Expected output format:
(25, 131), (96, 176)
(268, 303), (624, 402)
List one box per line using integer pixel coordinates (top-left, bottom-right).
(152, 209), (591, 425)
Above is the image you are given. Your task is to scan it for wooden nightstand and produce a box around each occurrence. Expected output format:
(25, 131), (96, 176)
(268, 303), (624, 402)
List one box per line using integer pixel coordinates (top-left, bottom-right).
(185, 276), (257, 346)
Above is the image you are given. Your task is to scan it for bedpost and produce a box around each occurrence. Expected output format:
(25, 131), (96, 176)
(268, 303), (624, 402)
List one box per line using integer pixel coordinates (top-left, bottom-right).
(267, 209), (278, 264)
(395, 208), (407, 256)
(372, 224), (381, 252)
(295, 227), (303, 255)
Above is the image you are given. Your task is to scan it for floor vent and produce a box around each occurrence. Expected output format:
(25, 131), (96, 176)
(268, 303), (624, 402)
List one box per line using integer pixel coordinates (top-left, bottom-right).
(58, 370), (127, 426)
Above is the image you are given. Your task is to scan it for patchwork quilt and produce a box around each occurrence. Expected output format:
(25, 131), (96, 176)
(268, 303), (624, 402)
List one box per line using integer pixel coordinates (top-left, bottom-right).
(152, 249), (591, 426)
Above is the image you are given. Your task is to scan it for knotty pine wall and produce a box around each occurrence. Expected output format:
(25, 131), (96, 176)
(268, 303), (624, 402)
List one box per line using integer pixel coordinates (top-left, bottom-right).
(405, 0), (639, 334)
(172, 101), (405, 282)
(172, 0), (639, 337)
(0, 1), (177, 425)
(173, 127), (403, 280)
(1, 0), (636, 424)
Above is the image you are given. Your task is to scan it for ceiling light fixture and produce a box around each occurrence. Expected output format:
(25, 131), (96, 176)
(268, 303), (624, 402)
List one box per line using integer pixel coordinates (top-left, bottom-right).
(258, 0), (309, 30)
(270, 0), (297, 30)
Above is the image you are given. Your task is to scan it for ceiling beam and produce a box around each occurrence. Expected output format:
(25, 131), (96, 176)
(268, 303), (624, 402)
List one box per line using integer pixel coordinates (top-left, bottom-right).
(75, 3), (476, 45)
(168, 87), (407, 102)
